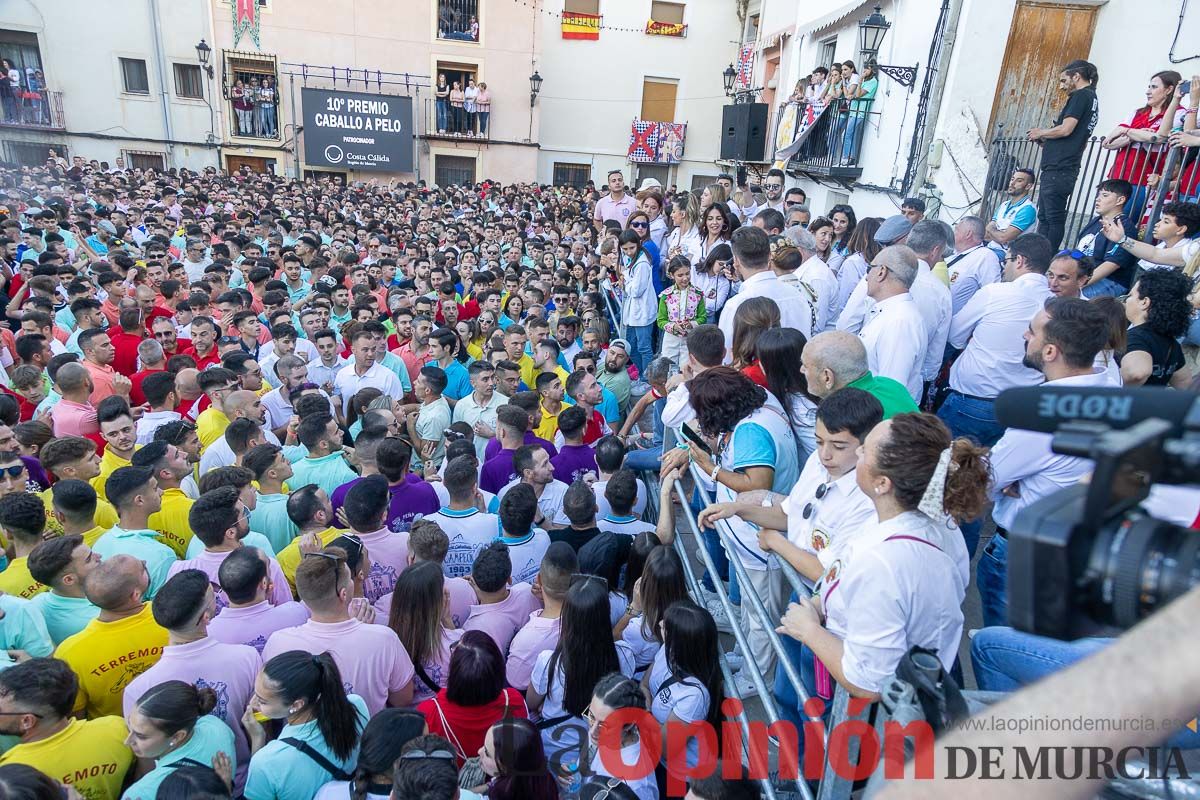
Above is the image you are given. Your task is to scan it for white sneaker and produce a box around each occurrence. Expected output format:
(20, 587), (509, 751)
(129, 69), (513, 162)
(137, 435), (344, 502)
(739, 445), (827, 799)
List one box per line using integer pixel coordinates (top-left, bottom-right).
(700, 590), (735, 633)
(730, 669), (760, 699)
(723, 649), (745, 673)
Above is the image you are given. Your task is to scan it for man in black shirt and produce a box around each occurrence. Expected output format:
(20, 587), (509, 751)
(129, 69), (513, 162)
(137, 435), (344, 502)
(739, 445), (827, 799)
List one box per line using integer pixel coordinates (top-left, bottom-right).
(1028, 60), (1100, 249)
(1074, 178), (1139, 297)
(546, 478), (603, 553)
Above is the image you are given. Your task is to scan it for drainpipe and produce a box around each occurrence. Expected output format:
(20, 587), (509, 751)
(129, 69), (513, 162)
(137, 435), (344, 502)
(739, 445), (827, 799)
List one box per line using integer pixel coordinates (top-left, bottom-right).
(148, 0), (175, 165)
(909, 0), (964, 192)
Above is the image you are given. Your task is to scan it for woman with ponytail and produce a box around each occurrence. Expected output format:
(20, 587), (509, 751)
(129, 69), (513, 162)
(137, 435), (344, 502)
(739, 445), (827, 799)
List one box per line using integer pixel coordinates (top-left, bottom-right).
(123, 681), (236, 800)
(242, 651), (368, 800)
(586, 673), (660, 800)
(314, 709), (427, 800)
(778, 412), (990, 700)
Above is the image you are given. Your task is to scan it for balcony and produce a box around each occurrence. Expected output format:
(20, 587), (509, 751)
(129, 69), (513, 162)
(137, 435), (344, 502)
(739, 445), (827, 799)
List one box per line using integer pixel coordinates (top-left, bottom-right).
(0, 89), (65, 131)
(437, 0), (479, 42)
(779, 100), (878, 181)
(423, 97), (490, 142)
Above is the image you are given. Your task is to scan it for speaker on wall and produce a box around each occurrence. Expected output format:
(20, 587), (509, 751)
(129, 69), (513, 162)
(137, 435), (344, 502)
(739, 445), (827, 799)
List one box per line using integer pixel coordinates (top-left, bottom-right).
(719, 103), (769, 162)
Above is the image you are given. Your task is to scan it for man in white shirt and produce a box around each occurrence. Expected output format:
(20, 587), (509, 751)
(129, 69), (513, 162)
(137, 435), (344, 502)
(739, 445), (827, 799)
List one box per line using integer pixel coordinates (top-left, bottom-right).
(760, 168), (787, 213)
(940, 232), (1054, 451)
(783, 225), (837, 332)
(902, 221), (954, 400)
(452, 361), (505, 461)
(946, 216), (1003, 313)
(719, 226), (814, 358)
(497, 444), (570, 528)
(976, 297), (1111, 626)
(333, 329), (403, 421)
(858, 245), (927, 402)
(260, 354), (310, 440)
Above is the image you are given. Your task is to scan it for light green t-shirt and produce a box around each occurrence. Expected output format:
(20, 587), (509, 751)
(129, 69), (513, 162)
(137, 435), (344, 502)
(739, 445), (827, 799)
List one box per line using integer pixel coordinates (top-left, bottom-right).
(121, 715), (237, 800)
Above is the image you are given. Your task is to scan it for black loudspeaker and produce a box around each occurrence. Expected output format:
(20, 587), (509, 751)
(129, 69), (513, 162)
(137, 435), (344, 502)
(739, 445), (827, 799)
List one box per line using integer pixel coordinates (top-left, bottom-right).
(720, 103), (769, 162)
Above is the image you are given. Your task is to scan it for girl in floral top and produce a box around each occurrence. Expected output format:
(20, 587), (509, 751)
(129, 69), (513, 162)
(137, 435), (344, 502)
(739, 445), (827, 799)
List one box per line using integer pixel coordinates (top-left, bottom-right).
(657, 256), (707, 366)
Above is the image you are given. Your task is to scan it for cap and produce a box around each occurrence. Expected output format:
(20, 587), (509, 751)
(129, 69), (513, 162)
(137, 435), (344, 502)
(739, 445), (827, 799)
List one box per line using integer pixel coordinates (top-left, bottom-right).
(609, 338), (630, 352)
(636, 178), (663, 192)
(97, 220), (118, 235)
(874, 215), (912, 246)
(317, 275), (339, 288)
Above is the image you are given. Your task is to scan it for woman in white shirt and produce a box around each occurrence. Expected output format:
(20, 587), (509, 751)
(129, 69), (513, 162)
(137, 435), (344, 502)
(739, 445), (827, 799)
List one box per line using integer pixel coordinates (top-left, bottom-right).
(314, 708), (427, 800)
(777, 412), (989, 700)
(665, 192), (703, 268)
(697, 202), (733, 265)
(692, 243), (733, 320)
(618, 230), (657, 375)
(637, 189), (669, 252)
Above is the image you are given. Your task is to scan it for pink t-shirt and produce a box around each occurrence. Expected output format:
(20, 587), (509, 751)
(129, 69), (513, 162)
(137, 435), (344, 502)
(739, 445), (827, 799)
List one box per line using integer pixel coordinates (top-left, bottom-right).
(462, 582), (542, 655)
(412, 627), (464, 706)
(374, 571), (476, 629)
(356, 528), (409, 603)
(51, 399), (98, 437)
(593, 192), (638, 226)
(262, 617), (415, 715)
(505, 610), (561, 691)
(207, 600), (310, 654)
(122, 637), (260, 790)
(83, 361), (118, 406)
(167, 549), (292, 611)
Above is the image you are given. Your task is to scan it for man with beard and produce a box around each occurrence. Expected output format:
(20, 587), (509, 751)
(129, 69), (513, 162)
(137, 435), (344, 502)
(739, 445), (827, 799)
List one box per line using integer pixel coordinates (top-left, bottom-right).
(596, 338), (633, 416)
(971, 297), (1109, 628)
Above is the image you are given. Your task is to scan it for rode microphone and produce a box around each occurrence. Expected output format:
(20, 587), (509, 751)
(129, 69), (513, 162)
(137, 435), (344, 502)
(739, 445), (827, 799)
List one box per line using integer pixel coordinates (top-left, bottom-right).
(994, 385), (1200, 438)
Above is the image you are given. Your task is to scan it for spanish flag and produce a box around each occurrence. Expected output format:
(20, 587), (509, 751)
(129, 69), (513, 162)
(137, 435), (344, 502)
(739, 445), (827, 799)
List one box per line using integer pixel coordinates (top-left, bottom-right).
(562, 11), (600, 39)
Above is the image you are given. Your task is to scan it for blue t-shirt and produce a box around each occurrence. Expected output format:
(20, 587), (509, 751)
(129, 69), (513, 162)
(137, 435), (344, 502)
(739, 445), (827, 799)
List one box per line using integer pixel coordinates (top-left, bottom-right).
(244, 695), (368, 800)
(0, 594), (53, 657)
(122, 715), (236, 800)
(428, 359), (472, 401)
(27, 592), (99, 646)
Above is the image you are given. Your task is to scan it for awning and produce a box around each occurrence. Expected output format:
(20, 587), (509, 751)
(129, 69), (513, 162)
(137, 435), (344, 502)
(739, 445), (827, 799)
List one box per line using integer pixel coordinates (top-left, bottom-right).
(795, 0), (873, 38)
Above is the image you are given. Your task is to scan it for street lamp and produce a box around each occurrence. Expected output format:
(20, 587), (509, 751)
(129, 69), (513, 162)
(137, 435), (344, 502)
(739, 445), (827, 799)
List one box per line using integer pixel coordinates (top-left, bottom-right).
(723, 63), (737, 96)
(855, 5), (919, 88)
(529, 71), (543, 107)
(195, 39), (214, 79)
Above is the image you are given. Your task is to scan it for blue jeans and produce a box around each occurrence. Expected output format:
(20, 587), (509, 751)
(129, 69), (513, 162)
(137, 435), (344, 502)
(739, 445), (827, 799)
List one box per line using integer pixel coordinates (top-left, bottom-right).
(690, 488), (733, 600)
(625, 323), (654, 375)
(841, 115), (864, 162)
(937, 391), (1004, 558)
(436, 99), (449, 131)
(1185, 313), (1200, 347)
(972, 628), (1200, 748)
(625, 398), (666, 473)
(478, 110), (490, 136)
(1082, 277), (1125, 298)
(976, 534), (1007, 628)
(774, 597), (828, 731)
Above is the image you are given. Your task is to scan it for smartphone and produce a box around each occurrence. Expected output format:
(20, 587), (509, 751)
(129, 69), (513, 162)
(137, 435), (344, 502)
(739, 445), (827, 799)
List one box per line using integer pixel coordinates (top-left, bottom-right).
(1182, 79), (1192, 95)
(679, 423), (713, 455)
(736, 165), (748, 187)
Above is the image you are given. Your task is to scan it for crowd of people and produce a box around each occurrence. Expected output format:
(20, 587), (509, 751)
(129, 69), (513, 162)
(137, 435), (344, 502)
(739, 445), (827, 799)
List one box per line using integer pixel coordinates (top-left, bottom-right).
(0, 119), (1194, 800)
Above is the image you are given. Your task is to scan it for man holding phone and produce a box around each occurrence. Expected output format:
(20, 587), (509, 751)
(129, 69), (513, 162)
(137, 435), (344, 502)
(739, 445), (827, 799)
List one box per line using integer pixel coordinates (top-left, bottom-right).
(1072, 178), (1139, 298)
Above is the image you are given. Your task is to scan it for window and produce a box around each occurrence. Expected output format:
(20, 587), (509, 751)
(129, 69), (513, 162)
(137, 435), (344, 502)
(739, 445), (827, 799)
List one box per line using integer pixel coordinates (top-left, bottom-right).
(438, 0), (479, 41)
(745, 13), (759, 43)
(564, 0), (599, 13)
(0, 30), (44, 78)
(640, 79), (677, 124)
(120, 58), (149, 94)
(553, 162), (590, 188)
(690, 173), (719, 191)
(126, 151), (166, 171)
(225, 53), (280, 139)
(636, 164), (669, 188)
(173, 64), (203, 99)
(818, 37), (837, 70)
(435, 155), (476, 187)
(650, 1), (685, 23)
(4, 140), (63, 167)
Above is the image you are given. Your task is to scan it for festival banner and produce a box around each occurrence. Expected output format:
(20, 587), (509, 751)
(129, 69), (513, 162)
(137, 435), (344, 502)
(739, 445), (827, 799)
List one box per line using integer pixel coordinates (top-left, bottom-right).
(232, 0), (262, 49)
(657, 122), (686, 163)
(645, 20), (687, 37)
(628, 120), (687, 163)
(735, 43), (754, 89)
(562, 12), (601, 40)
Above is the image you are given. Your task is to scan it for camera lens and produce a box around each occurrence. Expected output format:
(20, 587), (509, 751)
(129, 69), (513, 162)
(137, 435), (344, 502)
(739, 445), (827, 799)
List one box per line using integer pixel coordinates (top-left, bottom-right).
(1085, 511), (1200, 630)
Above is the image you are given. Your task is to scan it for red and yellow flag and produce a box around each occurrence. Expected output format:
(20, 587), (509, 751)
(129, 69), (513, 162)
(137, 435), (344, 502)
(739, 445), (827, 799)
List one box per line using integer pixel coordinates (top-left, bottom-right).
(645, 20), (687, 36)
(562, 11), (601, 40)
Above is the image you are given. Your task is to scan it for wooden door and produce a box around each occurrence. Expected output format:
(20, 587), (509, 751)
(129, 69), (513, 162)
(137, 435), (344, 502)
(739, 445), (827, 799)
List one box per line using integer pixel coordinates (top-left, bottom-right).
(988, 1), (1098, 140)
(226, 155), (270, 174)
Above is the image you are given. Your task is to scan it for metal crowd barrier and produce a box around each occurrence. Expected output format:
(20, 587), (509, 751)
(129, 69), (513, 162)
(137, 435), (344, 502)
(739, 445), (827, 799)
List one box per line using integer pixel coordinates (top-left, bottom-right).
(602, 285), (627, 341)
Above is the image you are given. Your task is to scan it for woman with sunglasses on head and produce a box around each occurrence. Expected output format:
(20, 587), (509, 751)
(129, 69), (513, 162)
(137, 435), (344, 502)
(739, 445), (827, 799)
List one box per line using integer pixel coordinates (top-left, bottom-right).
(475, 717), (558, 800)
(314, 708), (427, 800)
(242, 650), (368, 800)
(387, 561), (463, 706)
(645, 600), (723, 798)
(527, 573), (636, 777)
(626, 211), (662, 293)
(584, 673), (660, 800)
(827, 204), (858, 273)
(665, 193), (702, 269)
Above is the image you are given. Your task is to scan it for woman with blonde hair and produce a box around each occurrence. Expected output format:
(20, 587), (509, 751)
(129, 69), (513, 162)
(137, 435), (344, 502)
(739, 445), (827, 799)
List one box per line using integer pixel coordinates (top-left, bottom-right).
(665, 192), (703, 267)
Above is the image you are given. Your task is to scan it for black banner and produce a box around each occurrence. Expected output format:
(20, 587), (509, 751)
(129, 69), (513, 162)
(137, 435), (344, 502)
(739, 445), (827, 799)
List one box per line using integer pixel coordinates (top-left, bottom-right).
(301, 87), (413, 172)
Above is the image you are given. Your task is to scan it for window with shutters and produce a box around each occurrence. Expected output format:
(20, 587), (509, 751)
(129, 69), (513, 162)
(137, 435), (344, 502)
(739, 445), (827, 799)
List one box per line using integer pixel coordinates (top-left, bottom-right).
(640, 79), (677, 124)
(553, 163), (590, 188)
(564, 0), (599, 14)
(650, 1), (685, 24)
(126, 151), (166, 171)
(173, 64), (203, 99)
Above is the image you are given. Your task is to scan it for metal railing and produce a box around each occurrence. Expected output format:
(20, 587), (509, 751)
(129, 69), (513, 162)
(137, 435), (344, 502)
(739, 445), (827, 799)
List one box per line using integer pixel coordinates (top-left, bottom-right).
(423, 96), (490, 140)
(981, 125), (1200, 246)
(0, 89), (64, 130)
(437, 0), (479, 41)
(781, 100), (881, 177)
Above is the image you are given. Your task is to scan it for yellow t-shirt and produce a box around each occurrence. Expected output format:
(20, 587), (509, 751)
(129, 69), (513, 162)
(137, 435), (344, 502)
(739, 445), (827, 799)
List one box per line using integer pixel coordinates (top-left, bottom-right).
(534, 402), (563, 442)
(519, 358), (568, 395)
(55, 603), (168, 719)
(276, 526), (345, 595)
(81, 525), (107, 548)
(40, 489), (119, 538)
(0, 716), (134, 800)
(90, 448), (136, 504)
(197, 407), (231, 450)
(0, 556), (45, 599)
(149, 487), (194, 557)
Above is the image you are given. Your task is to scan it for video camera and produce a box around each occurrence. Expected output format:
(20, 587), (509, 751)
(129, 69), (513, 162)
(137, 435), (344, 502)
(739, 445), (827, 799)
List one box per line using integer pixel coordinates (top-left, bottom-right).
(995, 385), (1200, 640)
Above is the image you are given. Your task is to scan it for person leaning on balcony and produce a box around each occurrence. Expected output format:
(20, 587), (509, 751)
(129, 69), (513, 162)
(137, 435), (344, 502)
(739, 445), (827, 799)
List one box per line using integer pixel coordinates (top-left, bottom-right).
(1027, 60), (1100, 250)
(1101, 70), (1180, 220)
(840, 63), (877, 166)
(475, 82), (491, 137)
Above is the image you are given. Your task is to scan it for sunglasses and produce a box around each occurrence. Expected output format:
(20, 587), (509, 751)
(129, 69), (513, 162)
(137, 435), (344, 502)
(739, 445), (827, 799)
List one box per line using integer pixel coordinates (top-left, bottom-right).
(400, 749), (456, 762)
(802, 482), (831, 520)
(0, 465), (24, 478)
(1055, 249), (1086, 260)
(629, 221), (648, 229)
(571, 572), (608, 590)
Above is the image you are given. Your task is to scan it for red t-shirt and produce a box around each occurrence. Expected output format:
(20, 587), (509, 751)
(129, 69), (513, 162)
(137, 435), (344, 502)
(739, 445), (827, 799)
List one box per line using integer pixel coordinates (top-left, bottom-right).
(109, 330), (144, 377)
(742, 361), (769, 389)
(582, 408), (608, 445)
(130, 368), (165, 406)
(180, 345), (221, 370)
(1109, 107), (1167, 186)
(418, 688), (528, 767)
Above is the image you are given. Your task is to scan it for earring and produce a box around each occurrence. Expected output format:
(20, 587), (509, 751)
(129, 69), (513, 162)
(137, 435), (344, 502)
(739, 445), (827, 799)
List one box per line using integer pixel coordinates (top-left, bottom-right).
(875, 486), (883, 495)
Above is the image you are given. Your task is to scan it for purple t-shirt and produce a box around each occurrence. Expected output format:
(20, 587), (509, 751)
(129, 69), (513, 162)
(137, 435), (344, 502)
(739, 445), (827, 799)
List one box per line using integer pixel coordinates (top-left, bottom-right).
(551, 444), (598, 485)
(386, 476), (440, 533)
(480, 450), (518, 495)
(483, 431), (559, 461)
